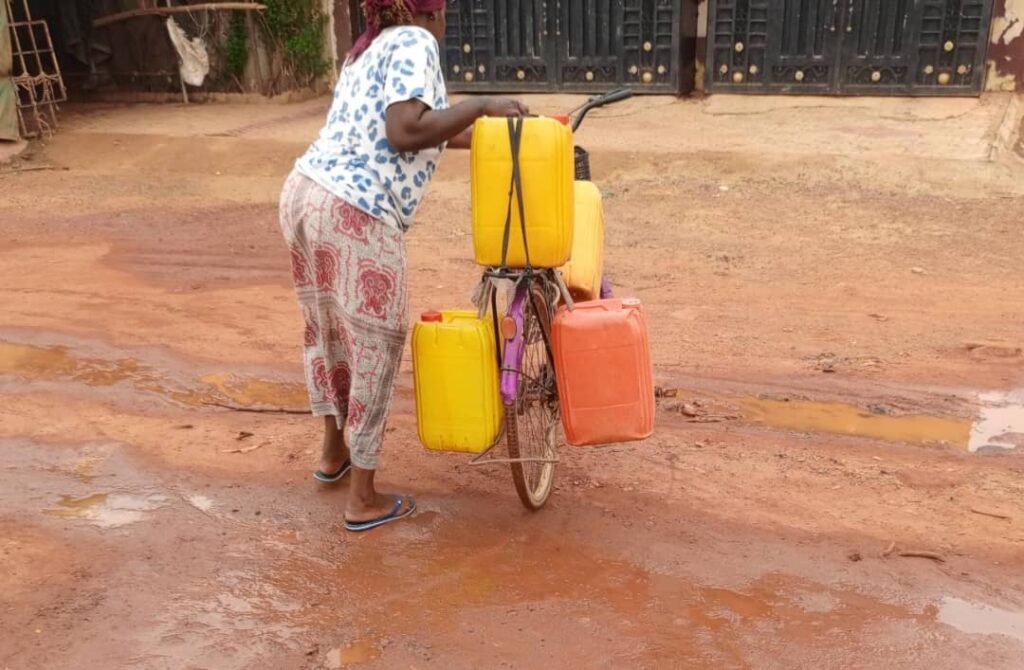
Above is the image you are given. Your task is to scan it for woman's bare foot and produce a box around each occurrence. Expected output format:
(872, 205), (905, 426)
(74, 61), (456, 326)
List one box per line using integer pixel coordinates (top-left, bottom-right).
(319, 416), (350, 476)
(345, 466), (414, 523)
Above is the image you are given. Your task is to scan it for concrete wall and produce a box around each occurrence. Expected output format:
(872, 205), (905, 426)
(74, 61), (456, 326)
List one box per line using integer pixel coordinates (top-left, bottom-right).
(988, 0), (1024, 91)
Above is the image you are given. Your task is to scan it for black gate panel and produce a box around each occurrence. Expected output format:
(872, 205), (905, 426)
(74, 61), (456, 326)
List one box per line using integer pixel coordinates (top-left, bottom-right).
(766, 0), (841, 91)
(908, 0), (991, 94)
(619, 0), (692, 92)
(840, 0), (917, 94)
(444, 0), (557, 92)
(444, 0), (698, 93)
(709, 0), (849, 92)
(707, 0), (994, 96)
(492, 0), (555, 86)
(560, 0), (623, 88)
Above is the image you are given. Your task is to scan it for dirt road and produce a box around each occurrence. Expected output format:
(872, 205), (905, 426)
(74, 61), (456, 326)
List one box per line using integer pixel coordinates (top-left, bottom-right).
(2, 94), (1024, 669)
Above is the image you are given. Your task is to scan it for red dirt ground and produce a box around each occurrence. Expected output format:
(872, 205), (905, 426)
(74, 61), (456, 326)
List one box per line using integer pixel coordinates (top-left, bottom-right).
(1, 95), (1023, 669)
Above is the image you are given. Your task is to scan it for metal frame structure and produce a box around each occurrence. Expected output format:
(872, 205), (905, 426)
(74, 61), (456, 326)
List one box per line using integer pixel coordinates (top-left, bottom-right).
(5, 0), (66, 137)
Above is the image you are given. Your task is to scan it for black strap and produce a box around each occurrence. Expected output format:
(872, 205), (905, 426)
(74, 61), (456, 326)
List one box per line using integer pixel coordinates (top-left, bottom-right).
(489, 286), (501, 369)
(500, 117), (531, 269)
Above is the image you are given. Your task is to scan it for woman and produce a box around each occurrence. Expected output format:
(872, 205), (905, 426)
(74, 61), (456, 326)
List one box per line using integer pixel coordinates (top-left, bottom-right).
(279, 0), (527, 531)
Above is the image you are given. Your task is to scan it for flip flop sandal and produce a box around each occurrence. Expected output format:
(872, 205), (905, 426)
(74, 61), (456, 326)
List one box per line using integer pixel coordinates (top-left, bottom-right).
(313, 459), (352, 483)
(344, 496), (417, 533)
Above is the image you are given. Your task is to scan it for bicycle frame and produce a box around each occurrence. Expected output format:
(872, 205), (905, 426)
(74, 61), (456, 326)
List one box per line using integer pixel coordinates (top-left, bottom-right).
(500, 282), (528, 404)
(494, 270), (570, 406)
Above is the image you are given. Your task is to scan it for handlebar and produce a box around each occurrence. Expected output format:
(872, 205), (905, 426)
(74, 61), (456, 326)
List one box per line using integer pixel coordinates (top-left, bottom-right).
(570, 87), (634, 132)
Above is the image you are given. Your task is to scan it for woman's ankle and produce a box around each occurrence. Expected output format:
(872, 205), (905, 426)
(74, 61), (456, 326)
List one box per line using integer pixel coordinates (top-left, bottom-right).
(348, 466), (377, 506)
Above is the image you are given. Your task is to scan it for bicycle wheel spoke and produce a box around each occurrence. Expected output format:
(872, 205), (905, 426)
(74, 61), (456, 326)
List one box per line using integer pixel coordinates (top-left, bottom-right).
(505, 275), (560, 509)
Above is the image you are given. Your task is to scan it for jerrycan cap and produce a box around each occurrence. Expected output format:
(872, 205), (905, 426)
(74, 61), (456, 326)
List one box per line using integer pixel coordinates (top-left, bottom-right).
(550, 114), (570, 125)
(622, 298), (642, 308)
(421, 311), (444, 322)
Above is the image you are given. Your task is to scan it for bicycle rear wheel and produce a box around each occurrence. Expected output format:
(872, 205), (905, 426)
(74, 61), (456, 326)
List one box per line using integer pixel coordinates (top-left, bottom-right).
(506, 280), (560, 510)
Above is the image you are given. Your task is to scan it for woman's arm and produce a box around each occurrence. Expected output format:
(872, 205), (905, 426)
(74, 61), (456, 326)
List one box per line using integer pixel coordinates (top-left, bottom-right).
(386, 97), (527, 153)
(447, 127), (473, 150)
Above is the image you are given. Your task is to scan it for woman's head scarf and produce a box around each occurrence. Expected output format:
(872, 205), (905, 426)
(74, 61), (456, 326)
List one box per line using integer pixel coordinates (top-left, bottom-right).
(349, 0), (448, 61)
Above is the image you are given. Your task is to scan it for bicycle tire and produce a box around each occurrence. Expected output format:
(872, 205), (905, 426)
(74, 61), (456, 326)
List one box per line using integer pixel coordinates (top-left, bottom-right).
(506, 280), (559, 510)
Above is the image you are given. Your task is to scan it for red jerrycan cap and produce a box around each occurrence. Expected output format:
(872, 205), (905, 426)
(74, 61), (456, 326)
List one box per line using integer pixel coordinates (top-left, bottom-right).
(421, 311), (443, 322)
(550, 114), (570, 125)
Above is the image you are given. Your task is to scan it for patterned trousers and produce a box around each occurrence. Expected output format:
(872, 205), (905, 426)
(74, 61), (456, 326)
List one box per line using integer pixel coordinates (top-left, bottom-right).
(279, 170), (408, 469)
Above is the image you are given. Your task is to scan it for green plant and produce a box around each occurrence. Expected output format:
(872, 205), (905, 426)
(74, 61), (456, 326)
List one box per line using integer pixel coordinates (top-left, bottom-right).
(261, 0), (329, 84)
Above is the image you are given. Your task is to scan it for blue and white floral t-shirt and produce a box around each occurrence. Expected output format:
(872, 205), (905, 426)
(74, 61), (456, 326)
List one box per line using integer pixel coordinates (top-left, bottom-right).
(295, 26), (448, 232)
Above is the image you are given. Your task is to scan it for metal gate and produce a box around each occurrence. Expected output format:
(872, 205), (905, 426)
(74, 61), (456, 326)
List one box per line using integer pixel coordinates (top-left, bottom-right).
(706, 0), (995, 95)
(442, 0), (698, 93)
(1, 1), (17, 140)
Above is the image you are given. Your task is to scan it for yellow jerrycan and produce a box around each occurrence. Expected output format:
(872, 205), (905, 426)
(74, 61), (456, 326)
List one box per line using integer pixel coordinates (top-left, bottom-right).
(561, 180), (605, 301)
(412, 310), (502, 453)
(471, 116), (574, 268)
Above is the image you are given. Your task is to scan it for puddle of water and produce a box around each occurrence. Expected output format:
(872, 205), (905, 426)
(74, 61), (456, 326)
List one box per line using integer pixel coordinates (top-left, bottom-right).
(738, 396), (971, 448)
(193, 372), (308, 409)
(0, 341), (157, 388)
(969, 390), (1024, 452)
(44, 492), (167, 528)
(0, 340), (308, 411)
(325, 640), (380, 668)
(668, 386), (1024, 452)
(45, 492), (110, 518)
(937, 597), (1024, 643)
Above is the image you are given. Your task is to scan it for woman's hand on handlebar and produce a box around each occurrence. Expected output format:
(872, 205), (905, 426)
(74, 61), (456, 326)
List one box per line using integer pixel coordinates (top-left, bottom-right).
(446, 97), (529, 150)
(478, 96), (530, 117)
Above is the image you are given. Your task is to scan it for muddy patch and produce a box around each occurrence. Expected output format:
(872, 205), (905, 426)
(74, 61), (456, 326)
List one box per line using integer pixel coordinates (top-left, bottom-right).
(739, 395), (971, 447)
(660, 386), (1024, 452)
(0, 338), (307, 411)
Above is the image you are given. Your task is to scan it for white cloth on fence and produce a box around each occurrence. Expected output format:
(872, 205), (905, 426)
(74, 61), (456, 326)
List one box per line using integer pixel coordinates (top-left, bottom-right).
(165, 17), (209, 87)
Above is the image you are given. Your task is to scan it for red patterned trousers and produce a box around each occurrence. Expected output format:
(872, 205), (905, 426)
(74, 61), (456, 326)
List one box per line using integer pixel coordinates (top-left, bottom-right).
(279, 170), (408, 469)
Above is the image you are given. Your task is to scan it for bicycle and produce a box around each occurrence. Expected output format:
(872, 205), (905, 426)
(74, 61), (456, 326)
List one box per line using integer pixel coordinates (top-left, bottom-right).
(470, 88), (634, 510)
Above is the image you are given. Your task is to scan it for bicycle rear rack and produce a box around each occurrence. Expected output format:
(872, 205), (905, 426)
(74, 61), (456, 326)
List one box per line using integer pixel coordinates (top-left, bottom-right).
(466, 424), (560, 467)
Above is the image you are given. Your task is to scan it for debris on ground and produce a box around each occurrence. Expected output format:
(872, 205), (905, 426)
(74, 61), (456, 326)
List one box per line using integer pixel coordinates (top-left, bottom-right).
(897, 550), (946, 563)
(969, 507), (1012, 521)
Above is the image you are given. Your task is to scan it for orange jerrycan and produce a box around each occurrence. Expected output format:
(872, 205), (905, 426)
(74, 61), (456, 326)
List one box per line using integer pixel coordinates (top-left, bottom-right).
(471, 116), (574, 268)
(561, 180), (604, 301)
(412, 311), (502, 453)
(552, 299), (655, 446)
